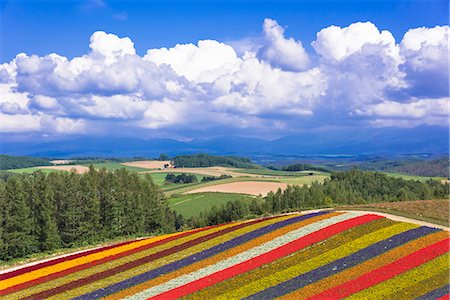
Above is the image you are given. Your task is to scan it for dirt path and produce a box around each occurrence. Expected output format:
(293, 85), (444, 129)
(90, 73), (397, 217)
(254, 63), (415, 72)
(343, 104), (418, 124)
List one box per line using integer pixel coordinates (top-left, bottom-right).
(338, 210), (449, 231)
(318, 209), (449, 231)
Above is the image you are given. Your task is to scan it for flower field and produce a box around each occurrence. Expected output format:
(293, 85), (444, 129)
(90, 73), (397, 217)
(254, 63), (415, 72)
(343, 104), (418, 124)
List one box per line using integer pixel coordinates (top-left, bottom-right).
(1, 211), (449, 299)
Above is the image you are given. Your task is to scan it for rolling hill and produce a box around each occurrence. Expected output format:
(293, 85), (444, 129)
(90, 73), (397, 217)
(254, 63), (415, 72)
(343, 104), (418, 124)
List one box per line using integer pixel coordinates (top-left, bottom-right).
(1, 211), (448, 299)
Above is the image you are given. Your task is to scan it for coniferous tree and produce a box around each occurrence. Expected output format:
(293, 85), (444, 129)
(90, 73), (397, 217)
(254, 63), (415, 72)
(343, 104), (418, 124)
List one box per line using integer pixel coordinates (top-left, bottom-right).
(28, 172), (62, 251)
(3, 177), (37, 259)
(57, 172), (83, 246)
(79, 167), (101, 242)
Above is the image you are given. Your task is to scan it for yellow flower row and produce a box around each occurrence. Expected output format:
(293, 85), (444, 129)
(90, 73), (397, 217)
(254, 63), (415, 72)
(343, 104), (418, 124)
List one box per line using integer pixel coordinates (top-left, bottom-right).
(216, 222), (416, 300)
(48, 215), (296, 299)
(185, 218), (394, 300)
(282, 230), (449, 299)
(347, 253), (449, 299)
(105, 212), (341, 300)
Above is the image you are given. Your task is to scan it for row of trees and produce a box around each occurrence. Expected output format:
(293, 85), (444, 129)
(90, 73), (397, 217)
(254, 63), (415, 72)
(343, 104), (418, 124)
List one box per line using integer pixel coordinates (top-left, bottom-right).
(165, 173), (198, 184)
(172, 154), (254, 168)
(201, 174), (232, 182)
(281, 163), (329, 172)
(0, 155), (51, 170)
(0, 167), (174, 260)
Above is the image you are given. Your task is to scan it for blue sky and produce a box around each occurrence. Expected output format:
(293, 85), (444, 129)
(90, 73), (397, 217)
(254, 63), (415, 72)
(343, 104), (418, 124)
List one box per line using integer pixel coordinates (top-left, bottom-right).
(1, 0), (447, 61)
(0, 0), (448, 140)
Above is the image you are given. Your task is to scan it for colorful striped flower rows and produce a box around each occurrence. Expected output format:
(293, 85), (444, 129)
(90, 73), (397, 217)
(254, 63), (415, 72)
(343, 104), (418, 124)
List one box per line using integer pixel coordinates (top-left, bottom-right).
(1, 211), (449, 299)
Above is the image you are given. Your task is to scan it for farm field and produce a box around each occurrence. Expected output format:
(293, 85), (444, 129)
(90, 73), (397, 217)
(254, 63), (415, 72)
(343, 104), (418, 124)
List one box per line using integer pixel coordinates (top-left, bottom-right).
(382, 172), (447, 182)
(6, 167), (55, 174)
(121, 160), (172, 169)
(168, 192), (258, 218)
(83, 162), (150, 172)
(37, 165), (90, 174)
(143, 166), (261, 178)
(233, 168), (329, 177)
(0, 211), (448, 299)
(338, 199), (450, 227)
(185, 181), (289, 196)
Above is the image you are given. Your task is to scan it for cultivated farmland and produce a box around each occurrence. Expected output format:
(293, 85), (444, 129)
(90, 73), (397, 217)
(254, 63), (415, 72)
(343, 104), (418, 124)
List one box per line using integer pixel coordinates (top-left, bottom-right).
(37, 165), (90, 174)
(0, 211), (448, 299)
(185, 181), (289, 196)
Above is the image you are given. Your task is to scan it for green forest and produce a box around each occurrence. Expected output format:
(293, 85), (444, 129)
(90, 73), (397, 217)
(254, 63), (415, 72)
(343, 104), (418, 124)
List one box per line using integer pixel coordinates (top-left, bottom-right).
(0, 168), (447, 261)
(0, 155), (52, 170)
(171, 154), (255, 168)
(280, 163), (329, 172)
(0, 167), (173, 260)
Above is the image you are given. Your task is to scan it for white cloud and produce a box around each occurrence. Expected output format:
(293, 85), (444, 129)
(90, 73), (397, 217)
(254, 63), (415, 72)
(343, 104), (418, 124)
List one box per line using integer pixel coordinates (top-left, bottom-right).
(145, 40), (241, 82)
(313, 22), (401, 63)
(0, 21), (448, 136)
(212, 53), (325, 114)
(399, 26), (449, 98)
(0, 113), (87, 133)
(258, 18), (310, 71)
(89, 31), (136, 63)
(355, 97), (449, 127)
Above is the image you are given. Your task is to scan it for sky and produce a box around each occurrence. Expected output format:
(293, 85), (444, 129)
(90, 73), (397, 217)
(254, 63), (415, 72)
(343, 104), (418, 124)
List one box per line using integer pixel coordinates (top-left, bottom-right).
(0, 0), (448, 141)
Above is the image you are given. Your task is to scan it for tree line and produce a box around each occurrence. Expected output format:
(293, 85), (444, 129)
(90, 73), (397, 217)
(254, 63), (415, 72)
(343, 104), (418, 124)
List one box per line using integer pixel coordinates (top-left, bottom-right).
(165, 173), (198, 184)
(171, 154), (255, 168)
(0, 155), (52, 170)
(0, 167), (173, 260)
(280, 163), (329, 172)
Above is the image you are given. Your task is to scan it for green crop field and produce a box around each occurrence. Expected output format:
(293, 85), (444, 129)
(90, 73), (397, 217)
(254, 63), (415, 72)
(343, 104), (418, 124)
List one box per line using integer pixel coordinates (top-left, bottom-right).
(277, 174), (329, 185)
(82, 162), (149, 172)
(233, 168), (329, 177)
(383, 172), (446, 182)
(168, 192), (259, 218)
(6, 167), (55, 174)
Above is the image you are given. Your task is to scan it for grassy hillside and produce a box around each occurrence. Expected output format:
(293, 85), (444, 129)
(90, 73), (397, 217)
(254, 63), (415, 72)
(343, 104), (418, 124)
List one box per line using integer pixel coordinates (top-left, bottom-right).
(83, 162), (149, 172)
(0, 154), (51, 170)
(337, 199), (450, 227)
(383, 172), (446, 182)
(1, 212), (448, 299)
(168, 192), (258, 218)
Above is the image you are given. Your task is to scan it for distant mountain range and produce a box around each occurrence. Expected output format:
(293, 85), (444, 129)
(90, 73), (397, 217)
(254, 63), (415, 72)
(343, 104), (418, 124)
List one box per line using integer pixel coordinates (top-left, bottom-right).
(1, 126), (448, 158)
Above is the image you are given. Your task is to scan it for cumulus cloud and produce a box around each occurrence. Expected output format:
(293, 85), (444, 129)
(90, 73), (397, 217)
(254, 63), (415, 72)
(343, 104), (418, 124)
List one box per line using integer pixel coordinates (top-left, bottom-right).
(258, 18), (310, 71)
(399, 26), (449, 98)
(313, 22), (401, 63)
(145, 40), (241, 82)
(0, 20), (448, 137)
